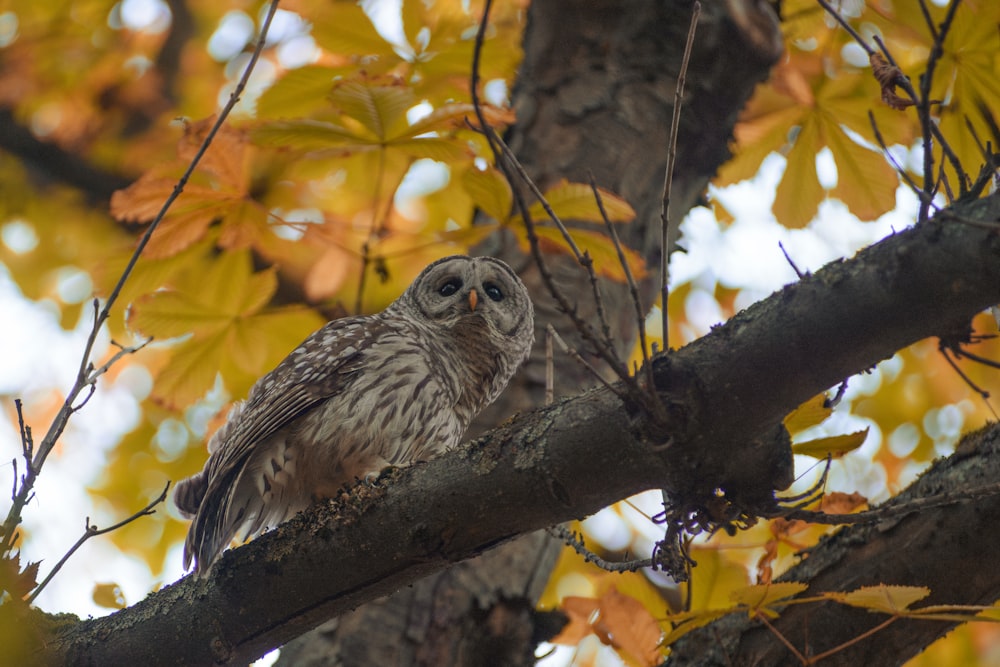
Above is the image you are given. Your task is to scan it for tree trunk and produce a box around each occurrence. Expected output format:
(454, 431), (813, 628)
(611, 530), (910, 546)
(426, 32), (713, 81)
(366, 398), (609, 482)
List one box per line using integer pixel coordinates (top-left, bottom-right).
(277, 1), (783, 664)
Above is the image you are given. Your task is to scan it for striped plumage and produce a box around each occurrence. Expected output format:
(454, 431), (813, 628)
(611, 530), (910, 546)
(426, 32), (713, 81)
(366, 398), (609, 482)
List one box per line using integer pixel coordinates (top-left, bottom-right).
(174, 255), (534, 573)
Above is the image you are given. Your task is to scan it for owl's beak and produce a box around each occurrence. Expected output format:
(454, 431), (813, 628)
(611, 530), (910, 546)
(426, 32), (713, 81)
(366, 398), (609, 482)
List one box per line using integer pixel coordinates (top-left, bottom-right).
(468, 288), (478, 311)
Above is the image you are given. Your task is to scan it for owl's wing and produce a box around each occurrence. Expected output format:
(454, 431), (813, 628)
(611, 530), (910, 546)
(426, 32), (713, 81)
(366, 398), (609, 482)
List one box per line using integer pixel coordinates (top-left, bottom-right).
(184, 316), (387, 572)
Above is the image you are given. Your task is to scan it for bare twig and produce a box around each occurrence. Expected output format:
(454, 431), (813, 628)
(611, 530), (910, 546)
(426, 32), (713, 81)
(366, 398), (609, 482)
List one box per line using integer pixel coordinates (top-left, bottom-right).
(545, 328), (554, 406)
(590, 173), (655, 392)
(547, 325), (628, 403)
(547, 524), (653, 573)
(27, 483), (171, 604)
(816, 0), (873, 53)
(778, 242), (805, 279)
(660, 2), (701, 352)
(0, 0), (281, 558)
(770, 482), (1000, 526)
(868, 110), (930, 206)
(916, 0), (939, 41)
(939, 345), (990, 400)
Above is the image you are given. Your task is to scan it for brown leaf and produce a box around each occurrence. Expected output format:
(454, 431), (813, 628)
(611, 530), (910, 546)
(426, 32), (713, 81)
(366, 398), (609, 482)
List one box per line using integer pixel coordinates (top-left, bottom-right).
(0, 553), (40, 600)
(870, 52), (914, 111)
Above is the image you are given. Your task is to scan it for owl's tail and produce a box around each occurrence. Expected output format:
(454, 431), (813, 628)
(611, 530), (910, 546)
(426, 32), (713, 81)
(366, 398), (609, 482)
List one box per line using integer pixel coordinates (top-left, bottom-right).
(174, 472), (208, 519)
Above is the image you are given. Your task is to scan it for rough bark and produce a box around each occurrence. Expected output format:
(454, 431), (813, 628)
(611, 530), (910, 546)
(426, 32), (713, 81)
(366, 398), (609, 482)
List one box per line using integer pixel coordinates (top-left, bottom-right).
(668, 422), (1000, 667)
(277, 0), (784, 664)
(27, 190), (1000, 665)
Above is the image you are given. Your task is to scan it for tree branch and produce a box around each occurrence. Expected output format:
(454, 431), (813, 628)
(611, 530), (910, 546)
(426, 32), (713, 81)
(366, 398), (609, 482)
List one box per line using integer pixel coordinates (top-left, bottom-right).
(28, 190), (1000, 665)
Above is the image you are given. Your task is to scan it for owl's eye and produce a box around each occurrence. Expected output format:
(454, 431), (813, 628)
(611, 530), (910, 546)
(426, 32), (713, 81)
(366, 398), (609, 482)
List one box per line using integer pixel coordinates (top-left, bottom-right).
(483, 282), (504, 302)
(438, 278), (462, 297)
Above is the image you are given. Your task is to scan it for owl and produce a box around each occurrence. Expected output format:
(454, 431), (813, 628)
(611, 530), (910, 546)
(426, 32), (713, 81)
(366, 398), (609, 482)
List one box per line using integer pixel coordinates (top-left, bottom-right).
(173, 255), (534, 573)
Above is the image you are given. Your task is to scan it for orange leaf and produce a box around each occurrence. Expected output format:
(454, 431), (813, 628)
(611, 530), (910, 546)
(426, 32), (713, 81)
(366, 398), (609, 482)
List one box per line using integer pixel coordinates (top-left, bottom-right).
(594, 587), (663, 666)
(551, 596), (600, 645)
(820, 491), (868, 515)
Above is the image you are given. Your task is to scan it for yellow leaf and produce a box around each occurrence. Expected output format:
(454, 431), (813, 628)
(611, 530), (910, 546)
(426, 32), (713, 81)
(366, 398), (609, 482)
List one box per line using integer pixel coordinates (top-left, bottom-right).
(257, 65), (346, 119)
(309, 2), (394, 60)
(514, 225), (648, 282)
(92, 582), (127, 610)
(827, 126), (898, 221)
(330, 80), (414, 141)
(252, 119), (368, 150)
(400, 103), (517, 138)
(773, 118), (824, 228)
(686, 547), (752, 612)
(528, 180), (636, 225)
(660, 609), (731, 647)
(152, 329), (229, 409)
(784, 394), (832, 435)
(461, 167), (512, 222)
(792, 429), (868, 458)
(730, 582), (809, 611)
(129, 291), (230, 340)
(826, 585), (930, 614)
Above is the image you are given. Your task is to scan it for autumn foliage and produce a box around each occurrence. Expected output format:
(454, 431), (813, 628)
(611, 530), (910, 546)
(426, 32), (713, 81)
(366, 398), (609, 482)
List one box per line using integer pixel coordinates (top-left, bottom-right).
(2, 0), (1000, 664)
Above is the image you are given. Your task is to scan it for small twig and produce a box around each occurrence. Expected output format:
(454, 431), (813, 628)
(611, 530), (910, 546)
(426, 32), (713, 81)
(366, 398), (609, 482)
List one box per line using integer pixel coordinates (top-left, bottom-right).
(660, 1), (701, 353)
(756, 612), (809, 665)
(776, 458), (831, 506)
(816, 0), (872, 54)
(548, 524), (653, 573)
(27, 482), (170, 603)
(825, 379), (849, 409)
(806, 616), (899, 664)
(916, 0), (964, 217)
(547, 325), (629, 403)
(868, 111), (930, 206)
(15, 399), (32, 465)
(545, 328), (554, 406)
(778, 242), (805, 279)
(590, 173), (655, 393)
(939, 345), (990, 400)
(950, 346), (1000, 371)
(770, 481), (1000, 526)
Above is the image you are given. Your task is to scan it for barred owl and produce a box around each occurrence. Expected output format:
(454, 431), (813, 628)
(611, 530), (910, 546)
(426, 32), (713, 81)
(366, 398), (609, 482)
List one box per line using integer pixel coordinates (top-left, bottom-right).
(174, 255), (534, 573)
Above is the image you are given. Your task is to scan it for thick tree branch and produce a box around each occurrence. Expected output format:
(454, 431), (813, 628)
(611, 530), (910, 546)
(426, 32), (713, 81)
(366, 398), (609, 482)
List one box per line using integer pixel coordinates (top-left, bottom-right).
(669, 422), (1000, 666)
(0, 109), (132, 202)
(29, 191), (1000, 664)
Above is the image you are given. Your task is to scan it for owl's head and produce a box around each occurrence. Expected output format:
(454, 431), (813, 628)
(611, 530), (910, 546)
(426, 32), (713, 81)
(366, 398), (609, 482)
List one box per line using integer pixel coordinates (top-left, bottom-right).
(400, 255), (534, 354)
